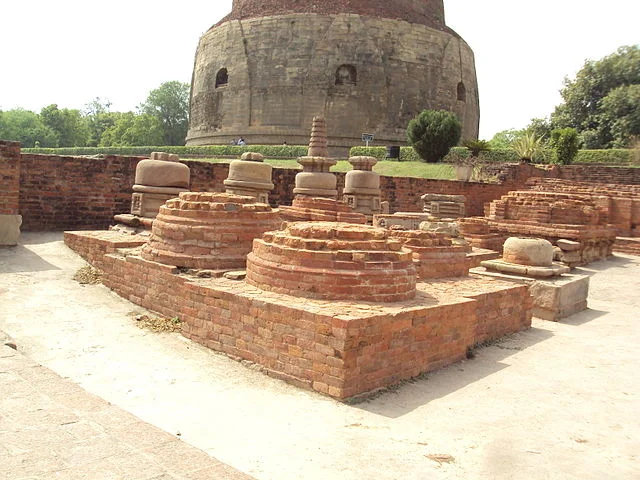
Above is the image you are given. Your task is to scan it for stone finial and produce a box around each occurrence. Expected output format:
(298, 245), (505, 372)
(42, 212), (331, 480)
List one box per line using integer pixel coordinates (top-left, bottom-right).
(240, 152), (265, 162)
(307, 116), (329, 157)
(150, 152), (180, 162)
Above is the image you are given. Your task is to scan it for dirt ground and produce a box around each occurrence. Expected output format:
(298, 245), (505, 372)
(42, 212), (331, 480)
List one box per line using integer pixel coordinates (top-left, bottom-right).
(1, 232), (638, 480)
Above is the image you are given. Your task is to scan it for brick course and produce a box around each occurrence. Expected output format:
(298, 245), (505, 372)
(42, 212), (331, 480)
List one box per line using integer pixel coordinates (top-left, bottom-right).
(0, 141), (21, 215)
(64, 230), (532, 399)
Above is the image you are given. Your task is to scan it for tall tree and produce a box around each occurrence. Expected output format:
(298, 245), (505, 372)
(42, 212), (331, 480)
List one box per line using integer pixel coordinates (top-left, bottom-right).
(140, 81), (190, 146)
(83, 97), (115, 147)
(40, 104), (89, 147)
(99, 112), (164, 147)
(552, 45), (640, 148)
(0, 108), (58, 147)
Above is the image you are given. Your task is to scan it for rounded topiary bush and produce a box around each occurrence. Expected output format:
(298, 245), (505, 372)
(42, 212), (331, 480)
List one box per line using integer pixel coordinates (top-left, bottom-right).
(406, 110), (462, 163)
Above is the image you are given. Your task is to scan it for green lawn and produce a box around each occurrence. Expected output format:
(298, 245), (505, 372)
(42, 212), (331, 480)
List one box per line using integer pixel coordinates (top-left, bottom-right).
(194, 158), (456, 180)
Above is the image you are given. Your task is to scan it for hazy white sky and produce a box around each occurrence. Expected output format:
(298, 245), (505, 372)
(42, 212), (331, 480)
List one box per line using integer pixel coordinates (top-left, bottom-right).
(0, 0), (638, 139)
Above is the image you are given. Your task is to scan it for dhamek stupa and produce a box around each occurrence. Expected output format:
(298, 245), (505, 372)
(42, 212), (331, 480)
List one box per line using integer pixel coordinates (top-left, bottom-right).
(186, 0), (479, 154)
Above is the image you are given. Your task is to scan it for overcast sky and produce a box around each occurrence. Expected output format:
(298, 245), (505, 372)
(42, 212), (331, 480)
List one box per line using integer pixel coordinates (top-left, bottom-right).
(1, 0), (638, 139)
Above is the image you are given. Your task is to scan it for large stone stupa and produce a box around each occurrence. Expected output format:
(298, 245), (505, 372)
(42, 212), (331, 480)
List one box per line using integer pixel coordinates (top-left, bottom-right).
(186, 0), (479, 154)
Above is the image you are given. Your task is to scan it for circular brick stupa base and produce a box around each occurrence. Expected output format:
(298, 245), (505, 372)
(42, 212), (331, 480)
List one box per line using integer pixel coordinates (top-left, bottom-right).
(141, 192), (282, 270)
(246, 222), (417, 302)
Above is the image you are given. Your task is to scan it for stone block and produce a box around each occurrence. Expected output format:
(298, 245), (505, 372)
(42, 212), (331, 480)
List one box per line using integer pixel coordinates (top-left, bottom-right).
(0, 214), (22, 246)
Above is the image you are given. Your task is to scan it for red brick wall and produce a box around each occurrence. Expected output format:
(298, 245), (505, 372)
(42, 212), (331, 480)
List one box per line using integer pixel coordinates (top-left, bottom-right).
(558, 165), (640, 185)
(13, 151), (638, 231)
(19, 154), (141, 231)
(0, 141), (21, 215)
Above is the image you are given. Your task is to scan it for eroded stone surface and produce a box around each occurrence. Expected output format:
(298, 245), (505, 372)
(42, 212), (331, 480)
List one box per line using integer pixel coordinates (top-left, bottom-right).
(503, 237), (554, 267)
(224, 153), (274, 204)
(246, 221), (417, 302)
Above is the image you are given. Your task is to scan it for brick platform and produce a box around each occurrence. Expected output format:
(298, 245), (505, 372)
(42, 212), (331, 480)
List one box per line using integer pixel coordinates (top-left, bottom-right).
(64, 230), (532, 400)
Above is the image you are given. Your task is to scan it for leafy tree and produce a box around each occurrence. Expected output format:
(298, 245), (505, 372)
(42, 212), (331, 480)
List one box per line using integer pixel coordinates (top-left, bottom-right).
(550, 128), (579, 165)
(100, 112), (164, 146)
(552, 45), (640, 148)
(489, 129), (524, 149)
(526, 117), (552, 143)
(40, 104), (89, 147)
(0, 108), (58, 147)
(140, 81), (190, 146)
(406, 110), (462, 163)
(83, 98), (115, 147)
(599, 84), (640, 147)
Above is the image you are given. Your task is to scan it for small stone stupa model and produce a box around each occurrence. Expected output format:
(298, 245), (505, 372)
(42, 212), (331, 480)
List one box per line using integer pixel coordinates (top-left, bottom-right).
(114, 152), (190, 229)
(343, 156), (382, 220)
(476, 237), (589, 321)
(280, 117), (366, 224)
(224, 152), (274, 204)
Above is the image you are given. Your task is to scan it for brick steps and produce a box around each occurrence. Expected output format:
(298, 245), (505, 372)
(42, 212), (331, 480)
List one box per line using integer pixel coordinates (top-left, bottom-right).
(613, 237), (640, 256)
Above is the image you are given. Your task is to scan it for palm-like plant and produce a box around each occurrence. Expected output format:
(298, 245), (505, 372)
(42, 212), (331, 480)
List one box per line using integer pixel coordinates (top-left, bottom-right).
(512, 132), (543, 163)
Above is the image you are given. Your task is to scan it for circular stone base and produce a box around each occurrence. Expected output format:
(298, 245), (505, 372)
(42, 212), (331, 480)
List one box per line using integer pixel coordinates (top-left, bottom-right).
(246, 222), (417, 302)
(141, 192), (281, 270)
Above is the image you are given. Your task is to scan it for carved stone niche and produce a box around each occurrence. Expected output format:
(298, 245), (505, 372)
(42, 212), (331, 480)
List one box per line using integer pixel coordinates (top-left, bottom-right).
(131, 152), (190, 218)
(224, 152), (274, 204)
(421, 193), (466, 219)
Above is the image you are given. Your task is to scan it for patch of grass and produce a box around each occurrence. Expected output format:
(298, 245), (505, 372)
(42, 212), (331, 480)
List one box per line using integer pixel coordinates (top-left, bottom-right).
(193, 157), (455, 179)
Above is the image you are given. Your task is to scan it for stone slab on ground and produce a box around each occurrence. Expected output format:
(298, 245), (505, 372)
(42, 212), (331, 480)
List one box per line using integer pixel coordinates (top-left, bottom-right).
(0, 233), (639, 480)
(471, 267), (589, 321)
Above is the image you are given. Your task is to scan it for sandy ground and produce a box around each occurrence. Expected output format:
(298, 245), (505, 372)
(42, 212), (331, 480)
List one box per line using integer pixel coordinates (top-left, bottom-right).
(1, 232), (638, 480)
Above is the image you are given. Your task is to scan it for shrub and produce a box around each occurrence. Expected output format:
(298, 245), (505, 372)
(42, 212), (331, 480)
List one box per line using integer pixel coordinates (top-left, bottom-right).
(574, 149), (633, 164)
(406, 110), (462, 163)
(512, 132), (543, 162)
(462, 139), (491, 157)
(21, 144), (308, 158)
(550, 128), (579, 165)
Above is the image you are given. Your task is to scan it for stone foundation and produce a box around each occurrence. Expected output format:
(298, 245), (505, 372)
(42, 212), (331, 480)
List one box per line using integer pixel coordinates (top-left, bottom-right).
(64, 230), (532, 400)
(472, 267), (589, 322)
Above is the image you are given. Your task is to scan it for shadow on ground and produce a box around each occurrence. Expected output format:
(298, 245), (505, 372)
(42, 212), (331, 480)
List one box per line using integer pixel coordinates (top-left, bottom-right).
(0, 245), (60, 273)
(353, 326), (554, 418)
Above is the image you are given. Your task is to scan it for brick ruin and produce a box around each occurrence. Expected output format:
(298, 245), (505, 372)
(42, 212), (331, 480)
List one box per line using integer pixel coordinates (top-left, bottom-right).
(460, 190), (618, 265)
(2, 137), (639, 399)
(0, 140), (21, 245)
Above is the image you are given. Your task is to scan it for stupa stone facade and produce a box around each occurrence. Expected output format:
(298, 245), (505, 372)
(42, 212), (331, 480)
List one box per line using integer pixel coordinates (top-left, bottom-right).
(187, 0), (479, 153)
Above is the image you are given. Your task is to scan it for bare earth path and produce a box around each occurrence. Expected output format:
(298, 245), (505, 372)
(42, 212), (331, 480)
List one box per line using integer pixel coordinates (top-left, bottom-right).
(1, 233), (638, 479)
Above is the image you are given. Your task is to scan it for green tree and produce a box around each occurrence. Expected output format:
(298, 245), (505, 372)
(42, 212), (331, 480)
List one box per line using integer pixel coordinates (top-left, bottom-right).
(0, 108), (58, 147)
(83, 98), (115, 147)
(140, 81), (190, 146)
(550, 128), (579, 165)
(40, 104), (89, 147)
(406, 110), (462, 163)
(489, 128), (524, 149)
(599, 84), (640, 147)
(552, 45), (640, 148)
(100, 112), (164, 146)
